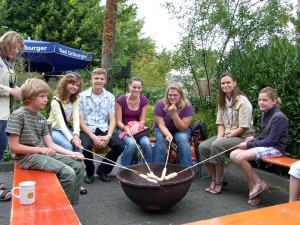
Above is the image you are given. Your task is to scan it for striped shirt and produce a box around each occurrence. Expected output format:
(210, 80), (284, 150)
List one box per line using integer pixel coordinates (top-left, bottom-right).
(6, 106), (49, 149)
(79, 87), (115, 133)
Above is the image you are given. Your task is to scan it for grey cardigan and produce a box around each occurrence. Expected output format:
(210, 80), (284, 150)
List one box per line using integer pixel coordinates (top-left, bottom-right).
(0, 57), (13, 120)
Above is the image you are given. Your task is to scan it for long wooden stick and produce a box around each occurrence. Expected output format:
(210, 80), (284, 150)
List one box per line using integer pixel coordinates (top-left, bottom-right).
(161, 142), (172, 178)
(57, 153), (140, 175)
(130, 135), (153, 173)
(83, 148), (125, 170)
(84, 157), (140, 174)
(164, 141), (172, 167)
(178, 145), (239, 174)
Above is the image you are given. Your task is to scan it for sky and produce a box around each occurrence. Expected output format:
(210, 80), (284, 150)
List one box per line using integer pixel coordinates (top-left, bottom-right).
(130, 0), (181, 51)
(130, 0), (299, 51)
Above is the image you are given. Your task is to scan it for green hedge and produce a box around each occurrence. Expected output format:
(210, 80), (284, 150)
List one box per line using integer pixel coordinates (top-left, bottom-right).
(222, 37), (300, 156)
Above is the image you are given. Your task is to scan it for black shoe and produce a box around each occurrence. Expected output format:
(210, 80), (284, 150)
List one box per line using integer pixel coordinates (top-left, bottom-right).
(84, 175), (94, 184)
(80, 187), (87, 195)
(96, 170), (111, 182)
(222, 179), (228, 187)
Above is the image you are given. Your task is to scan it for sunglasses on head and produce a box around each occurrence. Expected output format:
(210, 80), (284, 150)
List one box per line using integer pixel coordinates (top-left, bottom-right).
(68, 73), (81, 79)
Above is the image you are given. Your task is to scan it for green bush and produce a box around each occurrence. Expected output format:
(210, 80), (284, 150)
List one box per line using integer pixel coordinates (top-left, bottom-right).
(143, 87), (165, 105)
(2, 148), (13, 162)
(190, 104), (217, 138)
(112, 87), (125, 99)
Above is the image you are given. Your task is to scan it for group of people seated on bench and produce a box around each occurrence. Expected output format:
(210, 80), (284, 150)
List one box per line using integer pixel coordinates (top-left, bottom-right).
(199, 72), (289, 205)
(0, 31), (299, 207)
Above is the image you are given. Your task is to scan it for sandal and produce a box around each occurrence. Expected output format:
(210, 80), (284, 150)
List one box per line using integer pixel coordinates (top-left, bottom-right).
(205, 179), (228, 192)
(209, 182), (222, 195)
(249, 181), (270, 199)
(0, 190), (12, 202)
(205, 180), (215, 192)
(0, 182), (6, 190)
(248, 195), (261, 206)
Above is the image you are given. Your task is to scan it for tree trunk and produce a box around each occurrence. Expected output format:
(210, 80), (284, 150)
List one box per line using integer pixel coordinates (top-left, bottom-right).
(101, 0), (118, 91)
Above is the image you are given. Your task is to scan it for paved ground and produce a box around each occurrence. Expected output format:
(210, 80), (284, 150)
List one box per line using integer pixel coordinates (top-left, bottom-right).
(0, 162), (290, 225)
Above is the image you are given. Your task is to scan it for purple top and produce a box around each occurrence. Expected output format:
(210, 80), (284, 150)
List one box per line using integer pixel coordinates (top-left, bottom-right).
(154, 99), (193, 133)
(116, 95), (148, 125)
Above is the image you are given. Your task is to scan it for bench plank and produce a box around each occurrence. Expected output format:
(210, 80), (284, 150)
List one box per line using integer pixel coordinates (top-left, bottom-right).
(260, 156), (298, 168)
(183, 201), (300, 225)
(11, 162), (80, 225)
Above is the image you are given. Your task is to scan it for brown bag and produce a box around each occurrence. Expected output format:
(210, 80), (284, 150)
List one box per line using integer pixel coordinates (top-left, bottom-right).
(133, 127), (150, 141)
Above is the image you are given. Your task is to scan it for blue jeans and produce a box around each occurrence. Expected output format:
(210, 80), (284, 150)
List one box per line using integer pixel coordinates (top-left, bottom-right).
(153, 127), (192, 167)
(117, 129), (153, 166)
(52, 129), (82, 153)
(0, 120), (8, 162)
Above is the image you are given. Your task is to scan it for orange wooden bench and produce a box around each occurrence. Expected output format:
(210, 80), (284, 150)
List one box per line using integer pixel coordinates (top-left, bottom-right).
(11, 162), (80, 225)
(256, 157), (298, 188)
(260, 156), (298, 168)
(149, 136), (156, 143)
(183, 201), (300, 225)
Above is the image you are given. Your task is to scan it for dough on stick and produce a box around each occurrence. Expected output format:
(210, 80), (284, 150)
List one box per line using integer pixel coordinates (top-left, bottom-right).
(147, 172), (163, 181)
(146, 178), (158, 183)
(139, 174), (148, 179)
(160, 168), (167, 180)
(164, 172), (178, 180)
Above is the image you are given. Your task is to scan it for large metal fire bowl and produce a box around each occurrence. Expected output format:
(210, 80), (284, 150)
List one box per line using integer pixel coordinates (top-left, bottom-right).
(116, 163), (195, 211)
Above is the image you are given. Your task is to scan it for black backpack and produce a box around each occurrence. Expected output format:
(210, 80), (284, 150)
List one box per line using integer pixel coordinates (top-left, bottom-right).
(191, 120), (208, 162)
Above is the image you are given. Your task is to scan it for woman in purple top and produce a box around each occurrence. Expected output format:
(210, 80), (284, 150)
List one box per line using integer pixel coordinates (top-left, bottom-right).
(230, 87), (288, 205)
(153, 83), (193, 167)
(116, 77), (152, 166)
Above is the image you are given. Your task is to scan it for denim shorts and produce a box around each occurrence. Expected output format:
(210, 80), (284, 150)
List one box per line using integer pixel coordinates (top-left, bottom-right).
(254, 147), (282, 160)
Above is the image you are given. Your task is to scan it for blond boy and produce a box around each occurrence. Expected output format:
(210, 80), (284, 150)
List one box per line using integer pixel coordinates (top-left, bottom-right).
(6, 78), (85, 204)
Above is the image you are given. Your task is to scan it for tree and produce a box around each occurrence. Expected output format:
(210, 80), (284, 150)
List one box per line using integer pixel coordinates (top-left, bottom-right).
(131, 48), (172, 89)
(0, 0), (173, 91)
(166, 0), (292, 98)
(0, 0), (104, 63)
(102, 0), (118, 90)
(111, 2), (173, 91)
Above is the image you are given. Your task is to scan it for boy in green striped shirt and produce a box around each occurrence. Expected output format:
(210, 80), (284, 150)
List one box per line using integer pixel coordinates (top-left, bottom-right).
(6, 78), (85, 204)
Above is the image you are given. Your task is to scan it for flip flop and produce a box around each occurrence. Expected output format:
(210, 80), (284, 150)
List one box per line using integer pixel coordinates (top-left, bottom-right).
(0, 183), (6, 190)
(0, 190), (12, 202)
